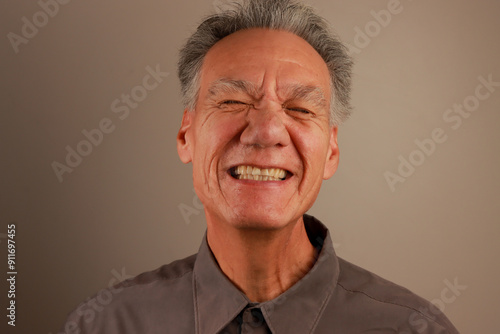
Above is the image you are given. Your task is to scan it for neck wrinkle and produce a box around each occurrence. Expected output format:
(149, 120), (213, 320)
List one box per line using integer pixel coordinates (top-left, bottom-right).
(206, 216), (316, 302)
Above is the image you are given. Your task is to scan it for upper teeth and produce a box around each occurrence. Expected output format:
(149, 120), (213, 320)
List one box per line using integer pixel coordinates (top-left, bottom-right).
(233, 166), (287, 181)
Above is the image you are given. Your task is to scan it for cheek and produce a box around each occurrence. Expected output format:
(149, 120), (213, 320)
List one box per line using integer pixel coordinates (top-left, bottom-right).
(291, 127), (329, 164)
(192, 117), (240, 170)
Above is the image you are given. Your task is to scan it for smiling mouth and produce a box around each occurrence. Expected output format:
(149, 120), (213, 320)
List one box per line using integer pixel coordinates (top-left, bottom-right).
(230, 165), (289, 181)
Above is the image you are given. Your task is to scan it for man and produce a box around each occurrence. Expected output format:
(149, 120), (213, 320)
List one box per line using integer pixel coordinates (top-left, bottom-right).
(62, 0), (458, 333)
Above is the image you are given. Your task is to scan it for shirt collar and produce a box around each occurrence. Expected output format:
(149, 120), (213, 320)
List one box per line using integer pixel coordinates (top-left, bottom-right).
(193, 214), (339, 334)
(192, 231), (248, 334)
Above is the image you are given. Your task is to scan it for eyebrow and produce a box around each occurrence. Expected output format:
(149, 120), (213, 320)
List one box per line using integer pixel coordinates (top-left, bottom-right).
(282, 84), (328, 109)
(208, 78), (260, 99)
(207, 78), (328, 109)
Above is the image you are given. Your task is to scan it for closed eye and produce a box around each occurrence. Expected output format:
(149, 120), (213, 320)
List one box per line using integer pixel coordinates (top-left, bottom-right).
(286, 107), (311, 114)
(221, 100), (247, 105)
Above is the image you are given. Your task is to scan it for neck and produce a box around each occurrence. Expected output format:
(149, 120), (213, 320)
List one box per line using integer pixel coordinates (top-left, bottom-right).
(206, 216), (317, 302)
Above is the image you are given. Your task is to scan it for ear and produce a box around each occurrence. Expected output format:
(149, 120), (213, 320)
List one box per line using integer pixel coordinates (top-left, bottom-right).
(177, 109), (194, 164)
(323, 126), (339, 180)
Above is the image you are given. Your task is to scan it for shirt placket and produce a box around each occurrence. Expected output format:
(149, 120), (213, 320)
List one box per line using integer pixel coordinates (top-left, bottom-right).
(239, 307), (270, 334)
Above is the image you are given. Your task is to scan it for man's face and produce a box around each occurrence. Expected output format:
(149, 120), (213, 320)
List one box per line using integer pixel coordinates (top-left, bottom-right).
(177, 28), (339, 230)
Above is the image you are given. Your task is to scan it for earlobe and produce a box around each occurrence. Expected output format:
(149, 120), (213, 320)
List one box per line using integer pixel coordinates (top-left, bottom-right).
(323, 126), (339, 180)
(177, 109), (193, 164)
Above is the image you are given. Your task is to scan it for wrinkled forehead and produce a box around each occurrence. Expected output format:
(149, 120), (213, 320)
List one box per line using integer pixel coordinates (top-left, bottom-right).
(200, 28), (332, 102)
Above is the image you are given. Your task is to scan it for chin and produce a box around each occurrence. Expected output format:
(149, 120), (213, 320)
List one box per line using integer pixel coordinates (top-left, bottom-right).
(229, 211), (297, 231)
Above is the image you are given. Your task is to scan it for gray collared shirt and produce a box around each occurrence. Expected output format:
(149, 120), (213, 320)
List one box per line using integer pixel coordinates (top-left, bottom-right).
(61, 215), (459, 333)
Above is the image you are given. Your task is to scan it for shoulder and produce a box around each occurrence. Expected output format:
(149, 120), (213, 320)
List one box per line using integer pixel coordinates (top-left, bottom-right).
(60, 254), (197, 334)
(336, 257), (427, 310)
(110, 252), (197, 304)
(325, 257), (459, 333)
(119, 252), (197, 288)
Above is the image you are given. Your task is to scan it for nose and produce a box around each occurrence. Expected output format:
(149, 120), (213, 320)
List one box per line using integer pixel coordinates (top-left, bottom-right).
(239, 103), (291, 148)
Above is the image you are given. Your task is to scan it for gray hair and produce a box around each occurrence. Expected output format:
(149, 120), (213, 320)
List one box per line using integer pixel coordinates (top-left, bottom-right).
(177, 0), (353, 125)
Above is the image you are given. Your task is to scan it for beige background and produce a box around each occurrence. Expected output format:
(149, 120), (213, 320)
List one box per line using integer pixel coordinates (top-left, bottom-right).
(1, 0), (499, 333)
